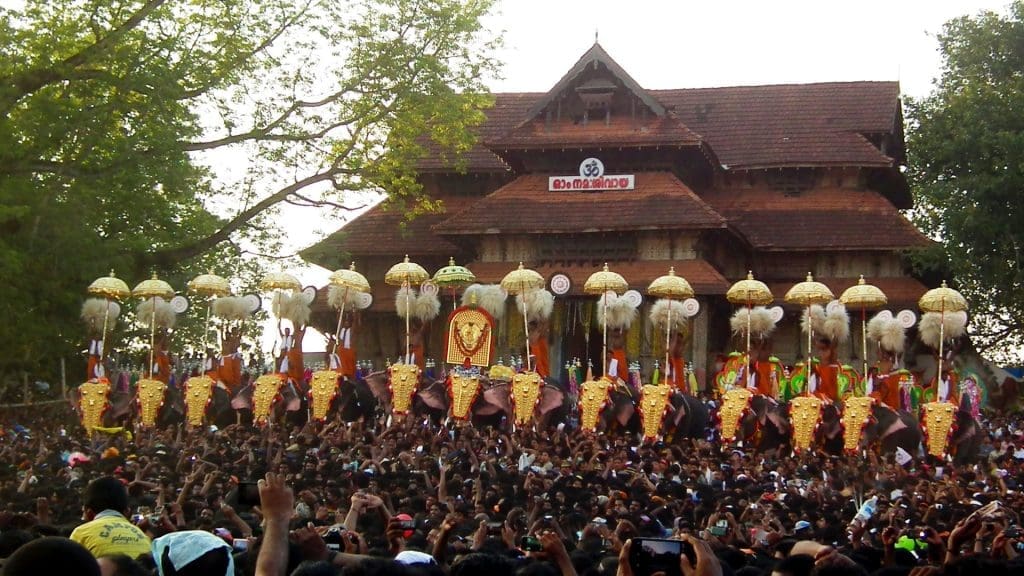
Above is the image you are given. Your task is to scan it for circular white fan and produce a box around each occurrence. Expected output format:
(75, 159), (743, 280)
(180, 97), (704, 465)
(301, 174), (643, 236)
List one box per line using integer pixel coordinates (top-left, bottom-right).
(769, 306), (785, 324)
(170, 295), (189, 314)
(108, 302), (121, 319)
(356, 292), (373, 310)
(622, 290), (643, 308)
(243, 294), (262, 313)
(826, 299), (843, 314)
(420, 281), (438, 296)
(875, 310), (894, 322)
(550, 274), (571, 295)
(681, 298), (700, 317)
(896, 310), (917, 329)
(301, 286), (317, 304)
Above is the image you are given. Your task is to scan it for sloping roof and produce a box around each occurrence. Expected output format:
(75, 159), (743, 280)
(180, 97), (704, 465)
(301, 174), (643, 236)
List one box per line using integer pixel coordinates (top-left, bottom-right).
(658, 82), (900, 169)
(299, 197), (468, 269)
(466, 259), (729, 295)
(523, 43), (667, 119)
(436, 172), (726, 235)
(419, 81), (900, 172)
(702, 187), (930, 251)
(488, 114), (703, 150)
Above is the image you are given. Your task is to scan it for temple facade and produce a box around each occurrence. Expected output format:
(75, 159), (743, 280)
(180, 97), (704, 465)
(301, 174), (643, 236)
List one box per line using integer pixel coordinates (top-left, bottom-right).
(300, 43), (931, 388)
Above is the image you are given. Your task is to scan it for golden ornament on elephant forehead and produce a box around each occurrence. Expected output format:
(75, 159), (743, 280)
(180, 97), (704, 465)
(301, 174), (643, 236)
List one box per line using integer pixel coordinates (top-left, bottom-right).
(922, 401), (957, 458)
(789, 395), (823, 452)
(388, 363), (421, 414)
(78, 381), (109, 436)
(309, 371), (340, 421)
(841, 396), (875, 454)
(136, 379), (166, 427)
(184, 376), (215, 427)
(719, 387), (753, 442)
(446, 307), (494, 367)
(253, 374), (285, 426)
(578, 379), (613, 433)
(510, 371), (543, 426)
(449, 373), (482, 420)
(639, 384), (672, 441)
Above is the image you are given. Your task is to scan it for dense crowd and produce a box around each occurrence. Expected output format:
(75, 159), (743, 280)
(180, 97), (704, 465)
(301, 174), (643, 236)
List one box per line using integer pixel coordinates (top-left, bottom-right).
(1, 402), (1024, 576)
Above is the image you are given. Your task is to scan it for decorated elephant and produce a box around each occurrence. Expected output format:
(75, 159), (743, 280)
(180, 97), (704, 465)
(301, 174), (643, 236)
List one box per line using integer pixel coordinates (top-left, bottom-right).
(723, 393), (791, 453)
(815, 400), (921, 456)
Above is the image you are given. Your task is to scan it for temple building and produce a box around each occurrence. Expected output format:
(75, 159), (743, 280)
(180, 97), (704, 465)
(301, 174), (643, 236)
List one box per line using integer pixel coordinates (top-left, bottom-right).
(300, 43), (931, 387)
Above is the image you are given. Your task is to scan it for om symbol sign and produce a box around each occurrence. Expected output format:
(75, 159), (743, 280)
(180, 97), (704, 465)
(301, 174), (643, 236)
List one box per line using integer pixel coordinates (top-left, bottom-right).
(579, 157), (604, 178)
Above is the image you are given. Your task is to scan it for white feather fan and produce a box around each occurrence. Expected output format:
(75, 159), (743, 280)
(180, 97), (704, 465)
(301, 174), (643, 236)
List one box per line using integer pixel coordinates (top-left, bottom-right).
(137, 298), (177, 329)
(650, 299), (689, 335)
(413, 291), (441, 322)
(730, 307), (776, 339)
(516, 289), (554, 321)
(213, 296), (252, 322)
(395, 286), (417, 319)
(461, 284), (507, 320)
(801, 303), (849, 343)
(273, 292), (310, 326)
(867, 313), (906, 353)
(598, 293), (639, 330)
(327, 285), (361, 310)
(918, 311), (968, 349)
(81, 298), (120, 332)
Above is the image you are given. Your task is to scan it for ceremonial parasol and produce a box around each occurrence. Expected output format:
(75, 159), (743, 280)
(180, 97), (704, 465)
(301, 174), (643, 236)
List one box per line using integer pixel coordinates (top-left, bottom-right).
(726, 271), (773, 361)
(132, 273), (175, 379)
(585, 263), (629, 379)
(647, 267), (695, 380)
(840, 276), (888, 381)
(918, 280), (968, 388)
(188, 271), (231, 351)
(433, 257), (476, 312)
(501, 263), (545, 372)
(785, 273), (834, 394)
(329, 262), (371, 346)
(87, 270), (132, 368)
(259, 271), (301, 365)
(385, 255), (429, 362)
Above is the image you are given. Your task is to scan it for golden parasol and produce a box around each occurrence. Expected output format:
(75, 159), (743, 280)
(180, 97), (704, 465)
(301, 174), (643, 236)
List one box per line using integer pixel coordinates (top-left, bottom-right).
(726, 271), (773, 363)
(501, 263), (545, 372)
(87, 270), (132, 369)
(840, 275), (888, 381)
(785, 273), (834, 395)
(188, 271), (231, 352)
(647, 267), (695, 382)
(259, 271), (301, 292)
(328, 262), (371, 349)
(584, 263), (629, 380)
(385, 255), (430, 363)
(132, 273), (175, 379)
(918, 280), (968, 389)
(433, 257), (476, 312)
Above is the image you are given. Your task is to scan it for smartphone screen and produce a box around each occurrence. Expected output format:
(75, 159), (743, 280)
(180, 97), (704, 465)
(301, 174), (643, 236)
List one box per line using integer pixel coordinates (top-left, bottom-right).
(629, 538), (687, 576)
(521, 536), (542, 551)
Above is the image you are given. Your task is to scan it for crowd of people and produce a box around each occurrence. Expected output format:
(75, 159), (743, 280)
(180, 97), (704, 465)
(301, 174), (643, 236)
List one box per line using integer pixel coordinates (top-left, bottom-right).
(0, 400), (1023, 576)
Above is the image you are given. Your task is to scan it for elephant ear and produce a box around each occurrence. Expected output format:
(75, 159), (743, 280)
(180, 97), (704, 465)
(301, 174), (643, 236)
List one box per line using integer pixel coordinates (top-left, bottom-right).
(363, 372), (391, 404)
(538, 385), (564, 415)
(417, 382), (447, 411)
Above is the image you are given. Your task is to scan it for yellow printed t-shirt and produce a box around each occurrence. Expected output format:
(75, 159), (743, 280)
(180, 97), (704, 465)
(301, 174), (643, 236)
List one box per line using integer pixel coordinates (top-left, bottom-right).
(70, 510), (152, 559)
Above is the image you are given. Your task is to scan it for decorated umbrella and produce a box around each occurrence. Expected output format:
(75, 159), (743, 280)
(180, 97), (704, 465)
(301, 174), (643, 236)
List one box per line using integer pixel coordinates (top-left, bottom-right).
(385, 255), (430, 362)
(840, 275), (888, 380)
(132, 273), (175, 378)
(329, 262), (371, 342)
(500, 263), (545, 372)
(726, 271), (774, 360)
(918, 280), (968, 389)
(785, 273), (835, 392)
(87, 270), (132, 369)
(647, 267), (695, 379)
(584, 263), (629, 379)
(433, 257), (476, 312)
(187, 271), (231, 351)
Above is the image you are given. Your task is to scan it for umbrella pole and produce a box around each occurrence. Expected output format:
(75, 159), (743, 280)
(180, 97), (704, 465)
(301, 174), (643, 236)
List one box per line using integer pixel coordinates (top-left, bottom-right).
(523, 283), (532, 372)
(665, 298), (672, 383)
(602, 294), (608, 379)
(936, 300), (945, 394)
(100, 299), (111, 364)
(452, 287), (457, 313)
(806, 305), (813, 397)
(205, 298), (214, 352)
(861, 307), (868, 390)
(148, 296), (157, 379)
(745, 299), (752, 365)
(334, 287), (349, 340)
(404, 280), (411, 363)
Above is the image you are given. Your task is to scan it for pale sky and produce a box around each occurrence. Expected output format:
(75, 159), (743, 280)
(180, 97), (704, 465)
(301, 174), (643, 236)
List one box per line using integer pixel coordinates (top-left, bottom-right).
(271, 0), (1011, 353)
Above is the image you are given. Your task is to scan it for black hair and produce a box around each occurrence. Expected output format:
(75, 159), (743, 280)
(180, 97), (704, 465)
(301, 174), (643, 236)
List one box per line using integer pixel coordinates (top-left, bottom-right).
(3, 536), (101, 576)
(98, 554), (151, 576)
(84, 476), (129, 515)
(773, 554), (816, 576)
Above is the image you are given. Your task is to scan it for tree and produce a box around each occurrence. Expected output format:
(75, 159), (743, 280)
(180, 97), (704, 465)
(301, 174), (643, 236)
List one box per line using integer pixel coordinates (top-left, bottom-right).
(906, 2), (1024, 363)
(0, 0), (499, 383)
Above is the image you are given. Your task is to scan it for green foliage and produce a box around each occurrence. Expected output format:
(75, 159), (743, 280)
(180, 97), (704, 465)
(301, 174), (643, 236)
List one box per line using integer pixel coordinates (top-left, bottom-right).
(906, 1), (1024, 363)
(0, 0), (500, 383)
